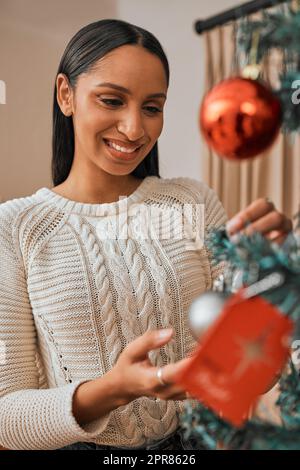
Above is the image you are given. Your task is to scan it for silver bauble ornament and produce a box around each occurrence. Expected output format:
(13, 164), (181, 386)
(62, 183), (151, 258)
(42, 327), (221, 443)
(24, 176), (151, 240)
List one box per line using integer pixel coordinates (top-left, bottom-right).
(189, 291), (228, 340)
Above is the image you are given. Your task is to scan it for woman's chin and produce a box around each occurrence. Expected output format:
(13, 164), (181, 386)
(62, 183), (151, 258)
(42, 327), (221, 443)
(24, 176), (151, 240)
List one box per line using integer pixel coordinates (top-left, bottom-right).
(98, 160), (137, 177)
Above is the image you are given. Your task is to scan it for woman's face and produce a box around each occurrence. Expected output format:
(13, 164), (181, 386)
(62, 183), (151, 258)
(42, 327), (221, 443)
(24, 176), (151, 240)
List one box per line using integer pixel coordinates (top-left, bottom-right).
(57, 44), (168, 176)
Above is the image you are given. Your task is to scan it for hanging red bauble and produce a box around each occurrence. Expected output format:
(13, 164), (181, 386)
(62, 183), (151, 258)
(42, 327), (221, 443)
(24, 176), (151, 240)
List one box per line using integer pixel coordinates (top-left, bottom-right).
(199, 77), (282, 161)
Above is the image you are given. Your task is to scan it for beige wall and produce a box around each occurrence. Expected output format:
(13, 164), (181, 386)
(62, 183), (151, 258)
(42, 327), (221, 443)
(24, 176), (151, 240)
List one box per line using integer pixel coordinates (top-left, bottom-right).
(0, 0), (238, 202)
(0, 0), (118, 201)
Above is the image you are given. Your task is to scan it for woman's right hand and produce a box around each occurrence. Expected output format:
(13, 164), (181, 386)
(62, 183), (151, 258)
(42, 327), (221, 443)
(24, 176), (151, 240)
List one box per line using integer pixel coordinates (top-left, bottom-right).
(111, 328), (194, 405)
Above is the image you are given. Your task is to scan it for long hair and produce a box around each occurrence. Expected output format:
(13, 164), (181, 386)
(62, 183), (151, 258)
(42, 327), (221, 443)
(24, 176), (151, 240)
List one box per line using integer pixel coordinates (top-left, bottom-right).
(52, 19), (169, 186)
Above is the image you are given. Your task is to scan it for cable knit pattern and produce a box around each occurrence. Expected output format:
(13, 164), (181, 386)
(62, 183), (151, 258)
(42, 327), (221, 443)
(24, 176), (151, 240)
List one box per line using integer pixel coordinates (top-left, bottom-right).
(0, 176), (227, 450)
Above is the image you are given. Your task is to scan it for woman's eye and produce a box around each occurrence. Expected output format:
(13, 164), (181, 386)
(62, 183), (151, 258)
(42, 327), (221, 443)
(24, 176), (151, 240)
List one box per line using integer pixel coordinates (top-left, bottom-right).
(145, 106), (162, 114)
(101, 98), (122, 107)
(100, 99), (162, 114)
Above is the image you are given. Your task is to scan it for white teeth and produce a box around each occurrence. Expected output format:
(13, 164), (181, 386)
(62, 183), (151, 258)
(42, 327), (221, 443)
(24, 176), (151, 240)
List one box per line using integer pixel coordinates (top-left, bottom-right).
(106, 140), (139, 153)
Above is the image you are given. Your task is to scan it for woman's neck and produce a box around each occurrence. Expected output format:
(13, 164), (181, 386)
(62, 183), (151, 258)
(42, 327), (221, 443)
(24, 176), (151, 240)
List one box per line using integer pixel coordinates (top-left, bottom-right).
(52, 174), (143, 205)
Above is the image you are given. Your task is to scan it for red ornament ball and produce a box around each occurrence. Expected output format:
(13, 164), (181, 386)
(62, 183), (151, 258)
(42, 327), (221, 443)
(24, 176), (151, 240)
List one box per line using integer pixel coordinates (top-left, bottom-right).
(200, 77), (282, 161)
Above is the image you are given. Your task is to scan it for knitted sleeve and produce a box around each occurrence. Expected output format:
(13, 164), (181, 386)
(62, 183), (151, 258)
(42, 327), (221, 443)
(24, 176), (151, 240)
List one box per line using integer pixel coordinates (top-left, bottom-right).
(0, 203), (112, 450)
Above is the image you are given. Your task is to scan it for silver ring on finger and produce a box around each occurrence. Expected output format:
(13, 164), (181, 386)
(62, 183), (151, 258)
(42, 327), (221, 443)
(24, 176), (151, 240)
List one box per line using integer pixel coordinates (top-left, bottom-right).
(156, 366), (167, 386)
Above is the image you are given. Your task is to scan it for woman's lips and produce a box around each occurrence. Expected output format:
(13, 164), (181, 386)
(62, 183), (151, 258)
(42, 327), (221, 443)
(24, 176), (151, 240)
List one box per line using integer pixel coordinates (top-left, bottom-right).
(103, 139), (143, 161)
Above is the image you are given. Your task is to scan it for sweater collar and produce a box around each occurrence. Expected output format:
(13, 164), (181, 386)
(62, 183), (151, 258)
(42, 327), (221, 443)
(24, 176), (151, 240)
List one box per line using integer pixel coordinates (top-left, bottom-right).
(34, 176), (158, 217)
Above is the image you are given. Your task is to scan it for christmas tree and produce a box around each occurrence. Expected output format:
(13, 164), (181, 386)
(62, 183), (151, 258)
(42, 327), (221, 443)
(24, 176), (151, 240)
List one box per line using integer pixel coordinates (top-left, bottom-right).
(180, 0), (300, 450)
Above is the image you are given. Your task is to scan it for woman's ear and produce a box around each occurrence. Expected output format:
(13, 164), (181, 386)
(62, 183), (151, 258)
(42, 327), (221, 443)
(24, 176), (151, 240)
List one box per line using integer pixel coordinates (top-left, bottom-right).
(56, 73), (74, 117)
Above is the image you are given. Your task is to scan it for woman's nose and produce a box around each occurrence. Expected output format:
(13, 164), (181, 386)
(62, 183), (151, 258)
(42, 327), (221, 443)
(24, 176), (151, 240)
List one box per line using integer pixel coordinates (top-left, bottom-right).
(117, 109), (145, 142)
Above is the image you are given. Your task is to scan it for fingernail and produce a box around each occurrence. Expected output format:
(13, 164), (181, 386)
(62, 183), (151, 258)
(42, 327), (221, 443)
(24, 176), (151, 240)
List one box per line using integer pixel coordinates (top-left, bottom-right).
(157, 328), (173, 340)
(230, 233), (241, 244)
(226, 217), (242, 235)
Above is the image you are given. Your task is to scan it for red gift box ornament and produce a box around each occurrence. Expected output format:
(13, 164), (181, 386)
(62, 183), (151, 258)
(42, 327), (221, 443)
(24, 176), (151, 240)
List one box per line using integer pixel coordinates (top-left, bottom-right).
(176, 291), (294, 427)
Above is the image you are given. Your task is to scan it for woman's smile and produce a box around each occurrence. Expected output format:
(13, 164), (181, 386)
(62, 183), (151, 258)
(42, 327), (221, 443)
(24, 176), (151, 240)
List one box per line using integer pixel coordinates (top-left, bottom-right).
(103, 137), (144, 162)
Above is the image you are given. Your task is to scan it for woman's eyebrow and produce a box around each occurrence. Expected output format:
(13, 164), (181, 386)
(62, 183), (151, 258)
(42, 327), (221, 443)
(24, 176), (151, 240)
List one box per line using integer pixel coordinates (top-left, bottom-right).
(94, 82), (167, 99)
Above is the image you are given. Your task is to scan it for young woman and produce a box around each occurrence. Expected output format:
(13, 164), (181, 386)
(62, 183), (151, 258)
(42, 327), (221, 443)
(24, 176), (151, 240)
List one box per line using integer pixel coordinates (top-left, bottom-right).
(0, 19), (292, 451)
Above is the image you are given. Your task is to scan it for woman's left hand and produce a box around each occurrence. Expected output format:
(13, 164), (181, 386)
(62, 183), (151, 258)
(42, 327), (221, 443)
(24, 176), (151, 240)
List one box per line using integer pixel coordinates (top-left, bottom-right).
(226, 198), (293, 243)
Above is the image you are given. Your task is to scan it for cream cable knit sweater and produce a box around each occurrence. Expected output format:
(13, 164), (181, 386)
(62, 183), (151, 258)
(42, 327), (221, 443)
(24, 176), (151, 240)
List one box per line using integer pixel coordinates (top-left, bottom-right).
(0, 176), (227, 450)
